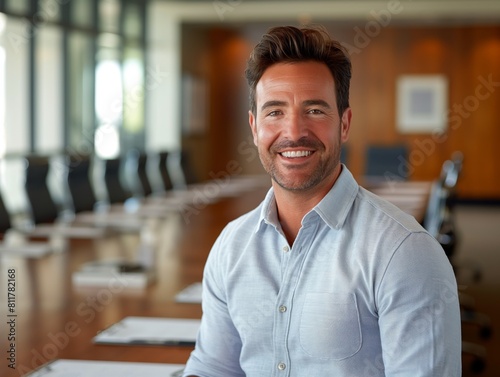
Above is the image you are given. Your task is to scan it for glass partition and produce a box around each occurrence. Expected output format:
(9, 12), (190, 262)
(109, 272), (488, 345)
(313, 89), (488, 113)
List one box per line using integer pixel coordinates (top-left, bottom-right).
(71, 0), (94, 28)
(67, 31), (95, 154)
(5, 0), (29, 14)
(121, 44), (145, 150)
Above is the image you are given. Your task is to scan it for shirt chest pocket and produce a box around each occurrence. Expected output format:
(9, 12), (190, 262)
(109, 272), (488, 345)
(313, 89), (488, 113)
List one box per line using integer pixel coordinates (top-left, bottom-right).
(299, 292), (362, 360)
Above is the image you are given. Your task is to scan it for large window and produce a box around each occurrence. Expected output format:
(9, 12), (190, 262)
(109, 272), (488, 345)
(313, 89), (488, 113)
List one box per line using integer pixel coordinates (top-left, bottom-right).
(0, 14), (30, 211)
(95, 33), (122, 159)
(0, 0), (148, 213)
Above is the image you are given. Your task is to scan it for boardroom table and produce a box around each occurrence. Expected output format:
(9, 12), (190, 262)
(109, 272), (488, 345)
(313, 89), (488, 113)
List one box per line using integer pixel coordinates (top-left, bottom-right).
(0, 176), (432, 376)
(365, 179), (433, 224)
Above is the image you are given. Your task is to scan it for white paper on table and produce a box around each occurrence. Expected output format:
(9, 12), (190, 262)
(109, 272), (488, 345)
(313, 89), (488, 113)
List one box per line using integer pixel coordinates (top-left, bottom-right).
(26, 359), (185, 376)
(93, 316), (200, 346)
(175, 282), (202, 304)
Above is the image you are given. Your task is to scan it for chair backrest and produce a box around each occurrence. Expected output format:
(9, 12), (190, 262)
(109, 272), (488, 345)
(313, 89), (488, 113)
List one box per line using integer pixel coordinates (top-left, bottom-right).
(163, 150), (197, 189)
(24, 156), (60, 224)
(423, 180), (448, 238)
(66, 154), (98, 213)
(442, 151), (463, 190)
(104, 158), (131, 204)
(0, 190), (12, 235)
(364, 144), (409, 182)
(423, 154), (464, 258)
(158, 151), (174, 191)
(438, 152), (464, 212)
(423, 179), (459, 257)
(133, 151), (153, 197)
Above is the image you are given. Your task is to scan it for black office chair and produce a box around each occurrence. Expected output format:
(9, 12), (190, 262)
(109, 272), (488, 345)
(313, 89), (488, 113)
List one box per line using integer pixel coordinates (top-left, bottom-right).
(24, 156), (60, 225)
(364, 144), (409, 182)
(425, 153), (484, 288)
(101, 155), (181, 219)
(126, 150), (153, 198)
(66, 154), (98, 214)
(104, 158), (132, 205)
(434, 153), (482, 282)
(0, 188), (52, 257)
(161, 150), (199, 190)
(136, 153), (153, 197)
(0, 189), (12, 237)
(22, 155), (110, 239)
(178, 150), (199, 186)
(158, 151), (174, 192)
(423, 154), (491, 374)
(63, 154), (148, 232)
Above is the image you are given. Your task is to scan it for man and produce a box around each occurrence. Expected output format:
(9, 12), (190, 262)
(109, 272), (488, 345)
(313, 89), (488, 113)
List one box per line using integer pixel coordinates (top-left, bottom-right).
(183, 25), (461, 376)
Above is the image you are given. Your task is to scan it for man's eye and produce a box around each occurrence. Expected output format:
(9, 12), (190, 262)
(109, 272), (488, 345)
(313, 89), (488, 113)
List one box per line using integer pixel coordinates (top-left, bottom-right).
(268, 110), (282, 116)
(307, 109), (323, 114)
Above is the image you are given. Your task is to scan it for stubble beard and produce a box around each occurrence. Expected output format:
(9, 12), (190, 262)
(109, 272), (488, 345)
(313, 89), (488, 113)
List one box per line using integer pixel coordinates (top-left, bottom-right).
(259, 136), (341, 192)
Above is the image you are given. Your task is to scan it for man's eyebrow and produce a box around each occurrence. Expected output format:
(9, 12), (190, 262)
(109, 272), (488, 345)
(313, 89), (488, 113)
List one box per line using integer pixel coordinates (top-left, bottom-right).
(260, 99), (331, 112)
(260, 100), (287, 112)
(303, 99), (331, 108)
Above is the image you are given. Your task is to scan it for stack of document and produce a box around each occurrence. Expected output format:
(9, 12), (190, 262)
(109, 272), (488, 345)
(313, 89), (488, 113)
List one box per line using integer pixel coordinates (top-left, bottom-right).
(93, 316), (200, 346)
(175, 282), (203, 304)
(26, 359), (185, 376)
(72, 260), (155, 288)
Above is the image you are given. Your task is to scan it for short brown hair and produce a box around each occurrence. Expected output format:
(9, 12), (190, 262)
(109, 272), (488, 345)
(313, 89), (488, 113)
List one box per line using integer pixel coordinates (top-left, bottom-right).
(245, 25), (351, 116)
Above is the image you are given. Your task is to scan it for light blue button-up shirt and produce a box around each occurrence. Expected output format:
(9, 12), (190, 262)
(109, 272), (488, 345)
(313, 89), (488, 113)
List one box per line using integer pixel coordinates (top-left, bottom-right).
(183, 167), (461, 377)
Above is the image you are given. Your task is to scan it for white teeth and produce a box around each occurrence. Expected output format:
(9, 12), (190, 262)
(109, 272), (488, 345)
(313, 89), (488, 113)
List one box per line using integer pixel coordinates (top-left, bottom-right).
(281, 150), (312, 158)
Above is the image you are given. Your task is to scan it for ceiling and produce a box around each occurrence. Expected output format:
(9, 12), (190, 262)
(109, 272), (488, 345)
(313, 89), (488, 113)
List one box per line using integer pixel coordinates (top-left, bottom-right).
(154, 0), (500, 25)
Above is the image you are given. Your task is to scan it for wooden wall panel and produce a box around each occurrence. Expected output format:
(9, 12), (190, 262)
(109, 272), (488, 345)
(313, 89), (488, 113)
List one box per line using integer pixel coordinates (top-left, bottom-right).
(187, 24), (500, 200)
(339, 25), (500, 199)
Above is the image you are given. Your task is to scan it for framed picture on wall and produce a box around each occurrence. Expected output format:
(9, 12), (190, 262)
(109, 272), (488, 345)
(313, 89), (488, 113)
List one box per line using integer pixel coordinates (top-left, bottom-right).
(396, 74), (448, 134)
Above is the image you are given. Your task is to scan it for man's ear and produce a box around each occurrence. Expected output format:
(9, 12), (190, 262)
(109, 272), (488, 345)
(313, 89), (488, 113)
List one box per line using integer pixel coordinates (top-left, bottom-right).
(248, 110), (258, 146)
(340, 108), (352, 143)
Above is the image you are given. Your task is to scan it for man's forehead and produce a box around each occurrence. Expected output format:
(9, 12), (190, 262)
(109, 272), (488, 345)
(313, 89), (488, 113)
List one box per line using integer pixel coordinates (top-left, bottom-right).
(258, 61), (333, 81)
(255, 62), (337, 106)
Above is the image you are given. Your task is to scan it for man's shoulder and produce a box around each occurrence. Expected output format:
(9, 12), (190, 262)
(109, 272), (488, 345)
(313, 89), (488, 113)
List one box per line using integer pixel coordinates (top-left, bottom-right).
(355, 186), (426, 234)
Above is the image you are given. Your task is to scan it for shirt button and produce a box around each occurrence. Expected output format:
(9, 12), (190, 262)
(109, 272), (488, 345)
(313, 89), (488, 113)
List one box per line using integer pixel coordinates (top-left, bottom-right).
(277, 362), (286, 371)
(279, 305), (287, 313)
(282, 245), (289, 252)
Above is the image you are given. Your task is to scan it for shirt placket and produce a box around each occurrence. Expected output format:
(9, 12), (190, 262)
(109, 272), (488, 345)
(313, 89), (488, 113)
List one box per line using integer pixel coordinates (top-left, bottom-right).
(272, 223), (314, 376)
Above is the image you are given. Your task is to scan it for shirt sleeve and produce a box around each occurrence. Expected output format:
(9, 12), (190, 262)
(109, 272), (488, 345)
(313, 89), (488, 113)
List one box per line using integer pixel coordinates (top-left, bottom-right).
(183, 229), (245, 377)
(377, 231), (462, 376)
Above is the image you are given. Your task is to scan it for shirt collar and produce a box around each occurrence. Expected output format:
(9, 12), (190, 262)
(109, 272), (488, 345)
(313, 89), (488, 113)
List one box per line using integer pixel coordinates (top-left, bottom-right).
(255, 187), (279, 234)
(314, 165), (359, 230)
(255, 165), (359, 233)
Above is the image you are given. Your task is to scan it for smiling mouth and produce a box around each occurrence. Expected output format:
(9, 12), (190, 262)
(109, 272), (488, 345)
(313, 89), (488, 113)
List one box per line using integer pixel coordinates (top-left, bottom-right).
(280, 150), (313, 158)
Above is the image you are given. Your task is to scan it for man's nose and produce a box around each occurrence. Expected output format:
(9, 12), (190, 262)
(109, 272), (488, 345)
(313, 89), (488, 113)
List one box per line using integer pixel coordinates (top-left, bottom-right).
(284, 113), (308, 141)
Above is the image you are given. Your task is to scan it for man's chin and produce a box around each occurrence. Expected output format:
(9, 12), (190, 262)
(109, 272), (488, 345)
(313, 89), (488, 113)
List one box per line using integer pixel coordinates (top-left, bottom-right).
(272, 175), (319, 192)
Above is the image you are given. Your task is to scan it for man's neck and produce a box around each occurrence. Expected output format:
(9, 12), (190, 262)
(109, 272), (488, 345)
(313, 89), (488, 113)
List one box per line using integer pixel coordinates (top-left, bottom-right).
(273, 171), (340, 245)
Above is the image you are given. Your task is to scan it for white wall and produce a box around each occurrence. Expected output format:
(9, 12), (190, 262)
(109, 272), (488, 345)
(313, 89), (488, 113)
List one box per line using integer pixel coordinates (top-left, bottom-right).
(146, 2), (182, 152)
(36, 25), (63, 154)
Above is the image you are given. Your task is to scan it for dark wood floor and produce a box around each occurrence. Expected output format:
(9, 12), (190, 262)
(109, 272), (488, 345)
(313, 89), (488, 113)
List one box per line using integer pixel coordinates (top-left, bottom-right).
(0, 184), (498, 376)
